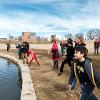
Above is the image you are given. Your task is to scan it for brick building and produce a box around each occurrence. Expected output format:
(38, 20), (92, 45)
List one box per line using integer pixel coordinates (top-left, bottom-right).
(22, 32), (30, 42)
(22, 32), (36, 43)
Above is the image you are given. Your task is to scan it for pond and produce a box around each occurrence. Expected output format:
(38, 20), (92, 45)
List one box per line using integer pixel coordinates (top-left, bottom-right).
(0, 57), (22, 100)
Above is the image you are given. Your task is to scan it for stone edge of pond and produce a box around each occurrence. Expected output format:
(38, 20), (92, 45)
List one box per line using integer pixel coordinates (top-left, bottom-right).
(0, 53), (37, 100)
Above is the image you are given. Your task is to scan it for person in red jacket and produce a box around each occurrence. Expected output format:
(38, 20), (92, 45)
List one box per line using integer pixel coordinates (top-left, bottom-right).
(28, 49), (40, 66)
(48, 41), (60, 69)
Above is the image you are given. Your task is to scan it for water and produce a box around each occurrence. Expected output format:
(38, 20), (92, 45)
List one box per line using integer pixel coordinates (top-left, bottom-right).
(0, 58), (22, 100)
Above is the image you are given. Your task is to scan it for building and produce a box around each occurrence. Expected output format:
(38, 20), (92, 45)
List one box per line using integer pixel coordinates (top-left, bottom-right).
(22, 32), (30, 42)
(22, 32), (50, 43)
(41, 37), (48, 42)
(29, 33), (36, 43)
(37, 36), (41, 41)
(0, 38), (7, 43)
(51, 35), (56, 42)
(22, 32), (37, 43)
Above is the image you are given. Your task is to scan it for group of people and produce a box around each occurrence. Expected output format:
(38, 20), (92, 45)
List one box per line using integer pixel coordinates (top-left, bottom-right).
(6, 37), (100, 100)
(16, 42), (40, 66)
(49, 36), (100, 100)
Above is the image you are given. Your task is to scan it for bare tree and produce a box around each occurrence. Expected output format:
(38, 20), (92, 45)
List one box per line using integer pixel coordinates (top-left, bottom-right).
(94, 31), (100, 39)
(87, 30), (95, 40)
(87, 29), (100, 40)
(74, 33), (84, 39)
(65, 33), (73, 39)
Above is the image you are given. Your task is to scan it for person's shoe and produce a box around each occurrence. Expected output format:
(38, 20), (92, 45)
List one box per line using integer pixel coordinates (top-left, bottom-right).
(51, 68), (56, 70)
(58, 72), (61, 76)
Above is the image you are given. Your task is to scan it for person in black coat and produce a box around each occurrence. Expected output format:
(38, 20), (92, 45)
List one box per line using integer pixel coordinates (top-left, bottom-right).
(21, 42), (28, 64)
(16, 43), (22, 59)
(58, 38), (74, 75)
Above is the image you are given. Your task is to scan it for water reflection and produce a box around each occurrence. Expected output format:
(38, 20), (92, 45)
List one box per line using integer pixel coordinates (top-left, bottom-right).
(7, 60), (11, 67)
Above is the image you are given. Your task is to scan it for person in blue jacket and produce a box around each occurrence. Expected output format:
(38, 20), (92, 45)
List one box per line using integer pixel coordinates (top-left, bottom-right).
(68, 46), (100, 100)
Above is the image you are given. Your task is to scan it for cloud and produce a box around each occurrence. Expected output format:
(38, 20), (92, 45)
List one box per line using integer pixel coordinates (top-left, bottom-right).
(0, 0), (100, 38)
(0, 0), (66, 5)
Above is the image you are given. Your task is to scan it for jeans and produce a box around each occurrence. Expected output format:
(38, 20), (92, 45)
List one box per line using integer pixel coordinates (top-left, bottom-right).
(71, 78), (77, 90)
(94, 47), (99, 55)
(80, 83), (98, 100)
(54, 60), (58, 69)
(61, 47), (65, 56)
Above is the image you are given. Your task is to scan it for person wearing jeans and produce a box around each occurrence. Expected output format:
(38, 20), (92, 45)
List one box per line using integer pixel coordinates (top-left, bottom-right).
(94, 39), (99, 55)
(81, 83), (97, 100)
(68, 46), (100, 100)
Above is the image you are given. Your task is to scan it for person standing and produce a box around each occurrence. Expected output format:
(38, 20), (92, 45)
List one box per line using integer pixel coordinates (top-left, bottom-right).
(6, 42), (10, 52)
(58, 38), (74, 75)
(94, 38), (99, 55)
(60, 40), (65, 56)
(21, 42), (28, 64)
(68, 46), (100, 100)
(16, 43), (22, 59)
(48, 41), (60, 69)
(76, 36), (86, 47)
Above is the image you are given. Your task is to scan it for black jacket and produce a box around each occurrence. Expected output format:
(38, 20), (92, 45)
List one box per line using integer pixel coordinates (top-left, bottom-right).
(66, 45), (74, 59)
(69, 58), (100, 89)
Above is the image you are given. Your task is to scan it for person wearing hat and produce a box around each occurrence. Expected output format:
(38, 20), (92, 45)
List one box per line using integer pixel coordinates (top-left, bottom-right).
(58, 38), (74, 75)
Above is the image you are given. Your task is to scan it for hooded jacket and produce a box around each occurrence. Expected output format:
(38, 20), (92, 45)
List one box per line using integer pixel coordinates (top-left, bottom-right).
(50, 42), (60, 60)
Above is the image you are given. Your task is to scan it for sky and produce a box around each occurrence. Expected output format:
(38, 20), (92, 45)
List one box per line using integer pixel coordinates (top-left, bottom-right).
(0, 0), (100, 39)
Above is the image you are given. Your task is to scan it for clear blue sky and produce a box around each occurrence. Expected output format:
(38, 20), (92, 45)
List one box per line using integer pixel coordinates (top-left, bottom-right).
(0, 0), (100, 39)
